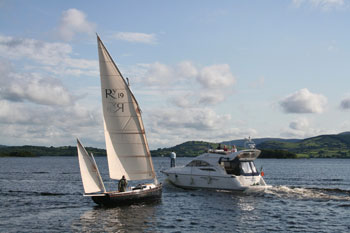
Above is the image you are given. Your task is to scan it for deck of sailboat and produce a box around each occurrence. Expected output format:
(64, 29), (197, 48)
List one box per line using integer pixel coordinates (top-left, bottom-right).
(107, 183), (162, 197)
(91, 183), (162, 206)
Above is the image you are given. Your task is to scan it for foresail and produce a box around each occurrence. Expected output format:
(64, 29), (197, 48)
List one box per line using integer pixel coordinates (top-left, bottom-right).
(97, 35), (155, 181)
(77, 139), (106, 194)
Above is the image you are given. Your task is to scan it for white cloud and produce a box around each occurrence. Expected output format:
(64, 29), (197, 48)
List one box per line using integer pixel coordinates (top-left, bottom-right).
(0, 35), (98, 77)
(198, 92), (225, 105)
(113, 32), (157, 44)
(292, 0), (345, 10)
(144, 106), (256, 149)
(0, 99), (102, 146)
(177, 61), (198, 78)
(0, 35), (71, 65)
(136, 61), (236, 107)
(0, 60), (73, 106)
(0, 60), (103, 147)
(143, 62), (174, 85)
(281, 117), (317, 138)
(197, 64), (236, 89)
(280, 88), (327, 113)
(289, 117), (309, 130)
(57, 8), (96, 41)
(340, 98), (350, 110)
(169, 94), (194, 108)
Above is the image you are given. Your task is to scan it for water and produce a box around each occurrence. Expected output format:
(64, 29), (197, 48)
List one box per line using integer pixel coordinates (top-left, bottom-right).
(1, 157), (350, 232)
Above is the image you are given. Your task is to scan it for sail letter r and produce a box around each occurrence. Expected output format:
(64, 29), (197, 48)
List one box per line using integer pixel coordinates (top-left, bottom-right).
(105, 89), (116, 99)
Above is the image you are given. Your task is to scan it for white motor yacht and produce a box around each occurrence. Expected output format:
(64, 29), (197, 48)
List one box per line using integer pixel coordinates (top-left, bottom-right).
(162, 138), (269, 191)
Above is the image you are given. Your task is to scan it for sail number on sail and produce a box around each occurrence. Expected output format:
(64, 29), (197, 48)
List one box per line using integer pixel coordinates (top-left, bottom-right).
(105, 88), (126, 114)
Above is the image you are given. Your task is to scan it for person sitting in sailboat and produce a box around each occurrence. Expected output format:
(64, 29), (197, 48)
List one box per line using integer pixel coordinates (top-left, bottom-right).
(118, 175), (128, 192)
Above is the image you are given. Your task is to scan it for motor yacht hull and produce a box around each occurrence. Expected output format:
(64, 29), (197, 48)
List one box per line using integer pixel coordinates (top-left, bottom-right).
(90, 183), (162, 206)
(163, 171), (267, 191)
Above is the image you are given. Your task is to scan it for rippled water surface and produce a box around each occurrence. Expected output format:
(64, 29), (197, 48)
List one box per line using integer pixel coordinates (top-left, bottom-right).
(1, 157), (350, 232)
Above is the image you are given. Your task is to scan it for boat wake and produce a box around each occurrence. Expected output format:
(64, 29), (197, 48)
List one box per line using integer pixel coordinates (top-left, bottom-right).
(257, 185), (350, 202)
(3, 190), (80, 196)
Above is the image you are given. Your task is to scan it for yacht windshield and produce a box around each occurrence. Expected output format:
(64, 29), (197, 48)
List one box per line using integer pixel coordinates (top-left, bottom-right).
(221, 159), (259, 176)
(241, 162), (252, 174)
(240, 161), (259, 176)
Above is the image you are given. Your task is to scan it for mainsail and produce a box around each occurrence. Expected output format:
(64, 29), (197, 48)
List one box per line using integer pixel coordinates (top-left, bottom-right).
(77, 139), (106, 194)
(97, 35), (155, 181)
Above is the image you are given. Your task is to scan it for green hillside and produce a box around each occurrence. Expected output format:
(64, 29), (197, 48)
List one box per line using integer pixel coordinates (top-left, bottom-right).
(150, 141), (296, 158)
(150, 141), (219, 157)
(0, 145), (106, 157)
(257, 134), (350, 158)
(2, 133), (350, 158)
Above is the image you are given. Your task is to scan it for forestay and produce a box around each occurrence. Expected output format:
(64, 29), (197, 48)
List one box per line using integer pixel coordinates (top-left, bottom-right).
(97, 36), (155, 181)
(77, 139), (106, 194)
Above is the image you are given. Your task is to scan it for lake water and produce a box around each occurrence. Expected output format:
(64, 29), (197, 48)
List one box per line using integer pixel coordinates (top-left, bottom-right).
(1, 156), (350, 232)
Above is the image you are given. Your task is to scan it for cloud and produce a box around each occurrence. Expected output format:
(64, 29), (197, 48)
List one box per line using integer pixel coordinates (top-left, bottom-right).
(0, 35), (71, 65)
(0, 99), (102, 146)
(289, 117), (309, 130)
(144, 107), (257, 148)
(198, 92), (225, 105)
(0, 35), (98, 77)
(143, 62), (174, 85)
(280, 88), (327, 113)
(280, 117), (322, 138)
(0, 60), (101, 146)
(177, 61), (199, 78)
(56, 8), (96, 41)
(197, 64), (236, 89)
(340, 98), (350, 110)
(292, 0), (345, 10)
(113, 32), (157, 44)
(0, 70), (73, 106)
(136, 61), (236, 106)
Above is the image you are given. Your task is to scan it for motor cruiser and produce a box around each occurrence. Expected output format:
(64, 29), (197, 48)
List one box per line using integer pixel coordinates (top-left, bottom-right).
(162, 138), (269, 191)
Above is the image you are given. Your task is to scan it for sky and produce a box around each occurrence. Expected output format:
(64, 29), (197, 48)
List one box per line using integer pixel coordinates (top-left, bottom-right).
(0, 0), (350, 149)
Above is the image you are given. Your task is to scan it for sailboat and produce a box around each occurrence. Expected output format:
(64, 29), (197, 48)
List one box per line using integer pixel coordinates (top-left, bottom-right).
(76, 35), (162, 206)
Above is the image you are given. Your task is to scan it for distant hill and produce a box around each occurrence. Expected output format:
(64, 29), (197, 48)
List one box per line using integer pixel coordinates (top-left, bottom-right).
(257, 133), (350, 158)
(0, 145), (106, 157)
(150, 141), (219, 157)
(2, 132), (350, 158)
(221, 138), (300, 148)
(339, 131), (350, 135)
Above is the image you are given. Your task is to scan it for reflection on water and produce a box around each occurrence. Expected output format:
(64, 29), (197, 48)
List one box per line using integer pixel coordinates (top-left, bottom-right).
(72, 202), (160, 232)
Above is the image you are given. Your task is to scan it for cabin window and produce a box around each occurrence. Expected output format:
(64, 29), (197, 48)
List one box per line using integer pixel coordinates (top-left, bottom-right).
(186, 160), (211, 167)
(221, 160), (240, 175)
(199, 168), (216, 171)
